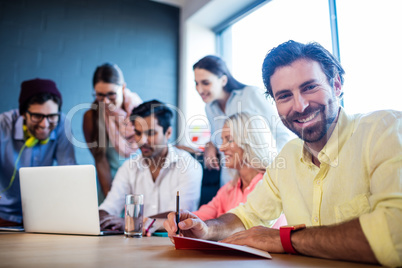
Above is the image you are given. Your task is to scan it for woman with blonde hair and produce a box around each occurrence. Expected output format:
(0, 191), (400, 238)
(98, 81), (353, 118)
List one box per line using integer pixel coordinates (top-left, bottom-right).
(193, 112), (287, 228)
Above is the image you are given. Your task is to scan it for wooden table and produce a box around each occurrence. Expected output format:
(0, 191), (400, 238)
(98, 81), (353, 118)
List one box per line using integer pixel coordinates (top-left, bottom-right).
(0, 232), (379, 267)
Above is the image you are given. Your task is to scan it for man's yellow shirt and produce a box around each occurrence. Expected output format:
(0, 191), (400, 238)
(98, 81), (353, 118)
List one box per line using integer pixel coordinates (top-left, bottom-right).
(231, 108), (402, 267)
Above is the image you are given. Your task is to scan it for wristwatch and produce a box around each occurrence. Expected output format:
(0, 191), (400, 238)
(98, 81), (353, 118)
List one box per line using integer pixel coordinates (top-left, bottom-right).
(280, 224), (306, 254)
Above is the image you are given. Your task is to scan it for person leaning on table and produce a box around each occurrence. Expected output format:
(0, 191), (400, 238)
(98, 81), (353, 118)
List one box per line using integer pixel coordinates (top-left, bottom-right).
(83, 63), (143, 203)
(164, 40), (402, 267)
(0, 78), (76, 227)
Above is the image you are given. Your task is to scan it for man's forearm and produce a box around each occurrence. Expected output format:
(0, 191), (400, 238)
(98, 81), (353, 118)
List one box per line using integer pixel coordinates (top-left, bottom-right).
(204, 213), (246, 241)
(292, 218), (378, 264)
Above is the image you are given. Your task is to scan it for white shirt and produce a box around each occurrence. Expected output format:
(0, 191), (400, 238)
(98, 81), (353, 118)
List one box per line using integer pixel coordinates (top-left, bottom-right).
(99, 145), (203, 217)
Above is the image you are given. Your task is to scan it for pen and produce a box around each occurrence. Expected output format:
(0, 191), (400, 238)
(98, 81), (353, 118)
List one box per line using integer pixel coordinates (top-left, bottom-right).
(145, 218), (156, 234)
(176, 191), (180, 235)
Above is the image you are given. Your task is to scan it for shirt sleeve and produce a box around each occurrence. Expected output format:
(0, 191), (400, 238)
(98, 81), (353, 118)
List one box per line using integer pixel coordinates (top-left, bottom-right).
(55, 114), (77, 165)
(205, 103), (225, 147)
(240, 87), (293, 152)
(176, 153), (203, 212)
(205, 104), (216, 137)
(193, 183), (230, 221)
(98, 160), (132, 216)
(0, 112), (9, 152)
(358, 111), (402, 267)
(230, 171), (283, 229)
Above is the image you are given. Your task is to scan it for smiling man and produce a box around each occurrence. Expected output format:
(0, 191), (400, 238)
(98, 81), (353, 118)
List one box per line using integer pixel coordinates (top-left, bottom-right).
(0, 78), (76, 226)
(98, 100), (202, 232)
(164, 41), (402, 266)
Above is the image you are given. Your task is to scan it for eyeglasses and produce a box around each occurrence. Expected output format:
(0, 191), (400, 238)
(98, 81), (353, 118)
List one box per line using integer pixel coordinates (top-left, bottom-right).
(93, 92), (117, 101)
(26, 111), (60, 124)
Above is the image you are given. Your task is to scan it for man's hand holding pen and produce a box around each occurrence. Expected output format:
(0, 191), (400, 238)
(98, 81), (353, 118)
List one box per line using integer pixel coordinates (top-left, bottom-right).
(164, 210), (209, 243)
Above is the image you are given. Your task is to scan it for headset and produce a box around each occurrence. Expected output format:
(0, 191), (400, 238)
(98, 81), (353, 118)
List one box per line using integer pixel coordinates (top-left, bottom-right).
(25, 136), (39, 147)
(23, 125), (49, 147)
(0, 126), (49, 195)
(24, 136), (49, 147)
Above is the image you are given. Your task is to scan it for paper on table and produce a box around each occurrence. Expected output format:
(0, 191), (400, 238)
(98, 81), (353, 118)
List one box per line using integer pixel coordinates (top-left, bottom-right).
(173, 236), (272, 259)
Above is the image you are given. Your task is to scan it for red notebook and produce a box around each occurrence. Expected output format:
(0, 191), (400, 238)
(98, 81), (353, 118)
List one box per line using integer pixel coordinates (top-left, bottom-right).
(173, 236), (271, 259)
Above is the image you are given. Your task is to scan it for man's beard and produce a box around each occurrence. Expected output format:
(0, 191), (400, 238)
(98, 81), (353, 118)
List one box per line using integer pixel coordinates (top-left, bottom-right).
(140, 144), (154, 157)
(27, 124), (54, 141)
(282, 104), (338, 143)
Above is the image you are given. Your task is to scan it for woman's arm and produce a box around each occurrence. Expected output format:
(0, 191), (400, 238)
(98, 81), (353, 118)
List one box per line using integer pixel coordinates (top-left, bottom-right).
(204, 141), (220, 170)
(93, 155), (113, 196)
(83, 110), (112, 197)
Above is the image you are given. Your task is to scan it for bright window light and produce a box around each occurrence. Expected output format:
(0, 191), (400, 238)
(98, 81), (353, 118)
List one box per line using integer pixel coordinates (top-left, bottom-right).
(229, 0), (402, 113)
(231, 0), (332, 91)
(337, 0), (402, 113)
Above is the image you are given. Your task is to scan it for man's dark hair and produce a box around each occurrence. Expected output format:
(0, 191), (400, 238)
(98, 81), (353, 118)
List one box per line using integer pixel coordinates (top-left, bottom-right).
(262, 40), (345, 99)
(20, 93), (62, 115)
(130, 99), (173, 134)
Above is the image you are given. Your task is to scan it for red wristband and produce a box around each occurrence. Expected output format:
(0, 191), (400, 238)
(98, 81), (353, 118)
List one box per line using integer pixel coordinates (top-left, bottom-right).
(280, 224), (306, 254)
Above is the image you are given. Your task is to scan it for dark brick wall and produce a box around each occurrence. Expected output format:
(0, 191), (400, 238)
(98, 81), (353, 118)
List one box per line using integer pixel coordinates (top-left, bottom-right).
(0, 0), (179, 165)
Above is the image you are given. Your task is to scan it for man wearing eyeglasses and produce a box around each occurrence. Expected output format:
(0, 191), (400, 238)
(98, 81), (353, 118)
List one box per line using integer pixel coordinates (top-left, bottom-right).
(0, 78), (76, 227)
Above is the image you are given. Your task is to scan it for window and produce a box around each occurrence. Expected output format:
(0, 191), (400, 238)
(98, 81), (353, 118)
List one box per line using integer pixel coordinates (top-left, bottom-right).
(224, 0), (402, 113)
(229, 0), (332, 91)
(336, 0), (402, 113)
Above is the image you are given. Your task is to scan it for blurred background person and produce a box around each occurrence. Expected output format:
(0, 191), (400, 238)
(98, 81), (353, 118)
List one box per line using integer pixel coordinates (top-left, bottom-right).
(99, 100), (202, 232)
(193, 55), (293, 186)
(83, 63), (142, 203)
(0, 78), (76, 226)
(193, 112), (286, 228)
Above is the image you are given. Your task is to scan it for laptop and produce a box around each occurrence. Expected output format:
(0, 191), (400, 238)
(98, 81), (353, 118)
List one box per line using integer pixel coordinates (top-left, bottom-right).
(19, 165), (122, 236)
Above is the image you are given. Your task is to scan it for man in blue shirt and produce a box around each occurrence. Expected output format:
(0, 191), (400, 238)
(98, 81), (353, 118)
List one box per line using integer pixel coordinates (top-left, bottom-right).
(0, 78), (76, 226)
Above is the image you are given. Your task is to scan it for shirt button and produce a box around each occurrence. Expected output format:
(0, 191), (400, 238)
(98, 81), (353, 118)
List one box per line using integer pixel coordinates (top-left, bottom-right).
(314, 217), (319, 223)
(316, 180), (320, 185)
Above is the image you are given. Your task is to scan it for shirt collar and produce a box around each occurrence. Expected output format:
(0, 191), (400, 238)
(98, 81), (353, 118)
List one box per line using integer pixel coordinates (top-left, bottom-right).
(136, 144), (178, 170)
(300, 107), (352, 167)
(235, 172), (264, 190)
(209, 89), (241, 112)
(13, 116), (25, 140)
(245, 172), (264, 189)
(164, 144), (180, 166)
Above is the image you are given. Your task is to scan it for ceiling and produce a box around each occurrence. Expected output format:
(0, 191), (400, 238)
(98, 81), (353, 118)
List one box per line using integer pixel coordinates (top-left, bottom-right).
(150, 0), (188, 8)
(150, 0), (265, 29)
